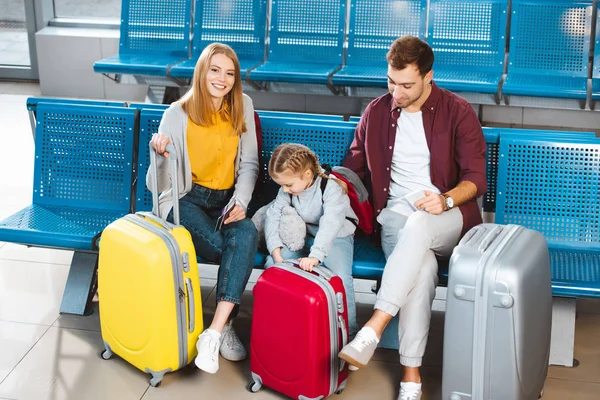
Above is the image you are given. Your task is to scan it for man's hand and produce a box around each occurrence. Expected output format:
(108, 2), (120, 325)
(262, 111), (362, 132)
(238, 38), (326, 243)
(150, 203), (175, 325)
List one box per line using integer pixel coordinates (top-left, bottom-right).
(414, 190), (445, 215)
(272, 248), (284, 263)
(224, 204), (246, 224)
(298, 257), (319, 272)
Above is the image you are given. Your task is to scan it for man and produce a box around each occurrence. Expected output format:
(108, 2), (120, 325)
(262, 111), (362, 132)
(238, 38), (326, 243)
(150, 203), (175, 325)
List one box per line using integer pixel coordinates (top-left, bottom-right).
(339, 36), (486, 400)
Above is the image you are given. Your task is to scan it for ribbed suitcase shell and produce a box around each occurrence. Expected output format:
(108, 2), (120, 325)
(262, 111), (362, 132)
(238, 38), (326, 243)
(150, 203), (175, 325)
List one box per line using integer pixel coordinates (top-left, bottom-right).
(442, 224), (552, 400)
(249, 262), (349, 399)
(98, 213), (203, 386)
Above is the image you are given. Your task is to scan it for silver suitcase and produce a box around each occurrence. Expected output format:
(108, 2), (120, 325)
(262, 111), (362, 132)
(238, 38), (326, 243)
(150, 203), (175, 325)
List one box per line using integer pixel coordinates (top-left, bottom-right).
(442, 224), (552, 400)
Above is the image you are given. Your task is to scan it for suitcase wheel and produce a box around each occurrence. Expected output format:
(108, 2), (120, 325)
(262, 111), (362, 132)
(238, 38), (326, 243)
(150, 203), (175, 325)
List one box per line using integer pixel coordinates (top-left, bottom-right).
(335, 389), (345, 395)
(247, 380), (261, 393)
(100, 350), (113, 360)
(150, 377), (162, 388)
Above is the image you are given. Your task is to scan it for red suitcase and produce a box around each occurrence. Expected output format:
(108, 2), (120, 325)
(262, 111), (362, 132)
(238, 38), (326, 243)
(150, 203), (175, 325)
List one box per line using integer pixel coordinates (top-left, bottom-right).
(248, 261), (349, 399)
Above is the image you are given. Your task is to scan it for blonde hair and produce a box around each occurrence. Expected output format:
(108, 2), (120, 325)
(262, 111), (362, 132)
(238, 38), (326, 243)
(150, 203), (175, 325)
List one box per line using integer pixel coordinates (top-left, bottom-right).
(268, 143), (348, 193)
(179, 43), (247, 136)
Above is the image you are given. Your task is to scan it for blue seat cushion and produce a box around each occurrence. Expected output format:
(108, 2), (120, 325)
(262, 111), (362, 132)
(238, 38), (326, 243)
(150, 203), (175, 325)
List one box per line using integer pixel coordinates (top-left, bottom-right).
(550, 246), (600, 298)
(332, 65), (388, 87)
(249, 62), (340, 84)
(170, 58), (263, 79)
(433, 70), (501, 94)
(0, 205), (127, 251)
(94, 54), (188, 77)
(503, 73), (587, 99)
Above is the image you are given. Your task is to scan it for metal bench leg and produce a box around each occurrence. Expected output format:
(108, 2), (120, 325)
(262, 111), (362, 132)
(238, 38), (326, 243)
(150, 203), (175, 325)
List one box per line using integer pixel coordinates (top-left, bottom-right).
(549, 297), (576, 367)
(59, 252), (98, 316)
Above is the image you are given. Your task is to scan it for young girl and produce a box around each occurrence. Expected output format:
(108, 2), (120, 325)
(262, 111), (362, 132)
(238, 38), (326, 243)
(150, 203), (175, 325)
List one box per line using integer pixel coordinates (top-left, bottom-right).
(148, 43), (259, 374)
(264, 143), (358, 338)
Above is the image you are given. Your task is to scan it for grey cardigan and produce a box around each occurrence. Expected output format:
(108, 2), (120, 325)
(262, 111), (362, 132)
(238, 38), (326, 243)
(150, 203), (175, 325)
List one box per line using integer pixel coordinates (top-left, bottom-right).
(146, 94), (259, 219)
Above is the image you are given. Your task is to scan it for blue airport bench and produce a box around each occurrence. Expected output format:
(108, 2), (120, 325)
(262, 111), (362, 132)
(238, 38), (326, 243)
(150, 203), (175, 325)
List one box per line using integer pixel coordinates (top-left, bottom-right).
(332, 0), (426, 87)
(248, 0), (346, 85)
(502, 0), (593, 100)
(0, 103), (138, 315)
(169, 0), (267, 80)
(427, 0), (508, 95)
(94, 0), (192, 78)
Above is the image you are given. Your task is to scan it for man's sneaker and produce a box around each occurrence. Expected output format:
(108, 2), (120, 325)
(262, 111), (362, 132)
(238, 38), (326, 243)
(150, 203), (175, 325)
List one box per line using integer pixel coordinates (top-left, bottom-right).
(338, 326), (379, 368)
(219, 320), (248, 361)
(195, 329), (221, 374)
(398, 382), (422, 400)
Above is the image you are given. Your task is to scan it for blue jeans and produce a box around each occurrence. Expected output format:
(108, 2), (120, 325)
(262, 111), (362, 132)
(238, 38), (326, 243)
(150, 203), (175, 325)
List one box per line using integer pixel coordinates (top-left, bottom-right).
(168, 184), (258, 315)
(265, 235), (358, 337)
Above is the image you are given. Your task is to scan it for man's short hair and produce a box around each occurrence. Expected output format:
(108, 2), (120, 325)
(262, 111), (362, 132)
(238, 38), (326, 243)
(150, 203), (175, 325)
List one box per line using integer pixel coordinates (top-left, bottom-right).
(386, 36), (434, 77)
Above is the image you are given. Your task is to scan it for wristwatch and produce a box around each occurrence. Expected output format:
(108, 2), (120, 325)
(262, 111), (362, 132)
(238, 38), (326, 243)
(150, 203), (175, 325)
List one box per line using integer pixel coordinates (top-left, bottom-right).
(442, 194), (454, 211)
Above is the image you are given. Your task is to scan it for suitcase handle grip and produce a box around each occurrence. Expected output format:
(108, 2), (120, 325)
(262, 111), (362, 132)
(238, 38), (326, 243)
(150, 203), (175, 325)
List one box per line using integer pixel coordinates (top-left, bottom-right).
(338, 315), (348, 371)
(149, 142), (180, 225)
(185, 278), (195, 333)
(282, 260), (335, 281)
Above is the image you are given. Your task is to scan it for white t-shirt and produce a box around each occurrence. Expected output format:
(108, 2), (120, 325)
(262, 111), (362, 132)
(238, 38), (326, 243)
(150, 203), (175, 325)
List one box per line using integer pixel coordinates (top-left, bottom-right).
(387, 110), (440, 216)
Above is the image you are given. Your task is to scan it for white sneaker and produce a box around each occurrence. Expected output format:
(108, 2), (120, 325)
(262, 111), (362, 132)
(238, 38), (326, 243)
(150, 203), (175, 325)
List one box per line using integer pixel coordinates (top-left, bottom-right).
(398, 382), (422, 400)
(219, 320), (248, 361)
(338, 326), (379, 368)
(195, 329), (221, 374)
(348, 364), (359, 371)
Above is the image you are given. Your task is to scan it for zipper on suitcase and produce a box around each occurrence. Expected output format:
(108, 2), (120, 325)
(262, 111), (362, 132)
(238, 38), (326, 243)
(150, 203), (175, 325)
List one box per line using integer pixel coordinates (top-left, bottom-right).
(123, 214), (188, 369)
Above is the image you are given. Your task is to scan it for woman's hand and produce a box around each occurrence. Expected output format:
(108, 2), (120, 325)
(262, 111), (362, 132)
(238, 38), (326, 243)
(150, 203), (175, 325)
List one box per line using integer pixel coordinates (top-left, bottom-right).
(224, 204), (246, 224)
(151, 133), (171, 157)
(298, 257), (319, 272)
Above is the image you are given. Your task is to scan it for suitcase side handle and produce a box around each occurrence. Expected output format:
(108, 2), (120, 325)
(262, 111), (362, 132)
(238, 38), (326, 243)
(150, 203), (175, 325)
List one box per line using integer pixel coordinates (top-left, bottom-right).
(185, 278), (195, 333)
(149, 142), (180, 225)
(338, 315), (348, 371)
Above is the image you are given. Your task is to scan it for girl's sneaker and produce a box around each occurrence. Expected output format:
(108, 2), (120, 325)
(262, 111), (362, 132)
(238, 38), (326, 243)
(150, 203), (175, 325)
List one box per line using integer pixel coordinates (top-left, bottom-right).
(398, 382), (422, 400)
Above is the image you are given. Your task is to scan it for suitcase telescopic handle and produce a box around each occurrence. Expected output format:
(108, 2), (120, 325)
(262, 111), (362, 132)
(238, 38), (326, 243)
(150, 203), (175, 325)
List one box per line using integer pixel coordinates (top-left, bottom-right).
(283, 260), (334, 281)
(149, 141), (180, 225)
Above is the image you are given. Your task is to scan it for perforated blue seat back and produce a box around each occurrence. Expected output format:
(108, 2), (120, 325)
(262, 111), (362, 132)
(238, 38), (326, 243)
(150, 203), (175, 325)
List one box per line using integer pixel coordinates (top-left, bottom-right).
(508, 0), (592, 77)
(346, 0), (426, 66)
(259, 117), (356, 184)
(119, 0), (191, 57)
(136, 108), (165, 212)
(592, 8), (600, 80)
(428, 0), (507, 72)
(268, 0), (346, 64)
(33, 103), (137, 212)
(496, 137), (600, 248)
(192, 0), (266, 61)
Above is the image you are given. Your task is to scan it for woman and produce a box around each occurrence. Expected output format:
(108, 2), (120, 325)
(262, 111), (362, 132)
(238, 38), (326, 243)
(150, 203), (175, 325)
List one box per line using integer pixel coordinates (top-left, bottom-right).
(147, 43), (259, 374)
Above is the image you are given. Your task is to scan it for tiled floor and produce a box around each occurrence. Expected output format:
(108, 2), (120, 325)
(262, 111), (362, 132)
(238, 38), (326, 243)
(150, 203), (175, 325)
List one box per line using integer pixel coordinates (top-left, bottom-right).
(0, 84), (599, 399)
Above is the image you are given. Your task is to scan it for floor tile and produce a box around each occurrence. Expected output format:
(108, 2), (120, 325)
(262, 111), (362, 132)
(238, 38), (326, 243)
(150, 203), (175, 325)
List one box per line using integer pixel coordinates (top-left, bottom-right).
(0, 243), (74, 266)
(0, 321), (49, 382)
(53, 302), (100, 332)
(542, 378), (600, 400)
(548, 313), (600, 384)
(0, 259), (69, 326)
(0, 327), (149, 400)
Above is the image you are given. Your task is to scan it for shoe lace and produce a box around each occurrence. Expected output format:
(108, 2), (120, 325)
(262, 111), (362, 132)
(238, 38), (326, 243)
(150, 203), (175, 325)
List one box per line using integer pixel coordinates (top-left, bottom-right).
(224, 325), (241, 349)
(200, 335), (219, 361)
(353, 331), (377, 351)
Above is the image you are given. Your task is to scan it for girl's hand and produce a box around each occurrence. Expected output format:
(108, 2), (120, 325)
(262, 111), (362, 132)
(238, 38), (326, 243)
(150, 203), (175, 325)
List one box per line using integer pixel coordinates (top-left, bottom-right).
(414, 190), (445, 215)
(151, 133), (171, 157)
(298, 257), (319, 272)
(224, 205), (246, 224)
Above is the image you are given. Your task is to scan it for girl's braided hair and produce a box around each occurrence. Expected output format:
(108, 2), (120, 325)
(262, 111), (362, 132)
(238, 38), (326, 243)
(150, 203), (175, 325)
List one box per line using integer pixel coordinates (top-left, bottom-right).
(268, 143), (348, 194)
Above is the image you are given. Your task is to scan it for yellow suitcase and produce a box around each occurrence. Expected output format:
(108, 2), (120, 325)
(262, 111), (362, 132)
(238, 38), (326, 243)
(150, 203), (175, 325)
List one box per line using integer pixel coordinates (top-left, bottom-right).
(98, 144), (203, 387)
